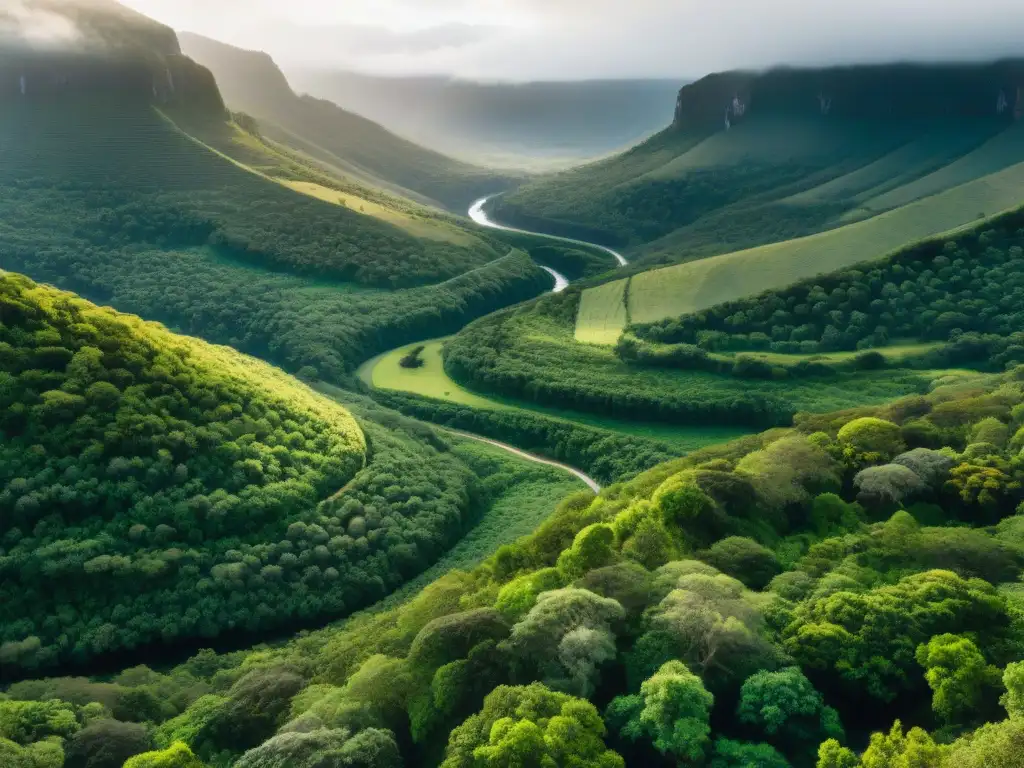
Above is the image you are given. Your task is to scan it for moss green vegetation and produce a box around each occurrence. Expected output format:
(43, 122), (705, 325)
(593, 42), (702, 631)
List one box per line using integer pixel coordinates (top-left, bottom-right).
(358, 339), (749, 458)
(0, 272), (364, 673)
(0, 272), (597, 681)
(0, 102), (550, 380)
(444, 291), (952, 430)
(9, 365), (1024, 767)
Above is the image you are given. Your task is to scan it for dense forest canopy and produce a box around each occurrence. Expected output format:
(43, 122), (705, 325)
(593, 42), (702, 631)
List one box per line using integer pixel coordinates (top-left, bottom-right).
(7, 364), (1024, 767)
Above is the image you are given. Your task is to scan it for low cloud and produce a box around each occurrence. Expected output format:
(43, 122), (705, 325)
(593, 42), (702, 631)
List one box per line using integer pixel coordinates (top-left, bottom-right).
(0, 1), (83, 49)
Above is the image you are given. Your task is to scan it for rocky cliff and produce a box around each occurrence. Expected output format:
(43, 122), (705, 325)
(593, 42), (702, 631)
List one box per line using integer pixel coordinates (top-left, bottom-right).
(673, 60), (1024, 132)
(0, 0), (224, 113)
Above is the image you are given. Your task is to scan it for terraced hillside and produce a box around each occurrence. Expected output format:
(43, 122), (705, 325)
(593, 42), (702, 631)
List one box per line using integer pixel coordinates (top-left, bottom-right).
(179, 32), (517, 210)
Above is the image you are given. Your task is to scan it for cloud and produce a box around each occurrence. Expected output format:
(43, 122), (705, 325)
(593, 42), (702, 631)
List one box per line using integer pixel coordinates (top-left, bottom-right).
(0, 1), (83, 49)
(120, 0), (1024, 81)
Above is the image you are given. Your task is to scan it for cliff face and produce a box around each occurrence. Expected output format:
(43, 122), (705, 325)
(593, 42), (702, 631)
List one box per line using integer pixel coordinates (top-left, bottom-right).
(673, 61), (1024, 131)
(0, 1), (224, 114)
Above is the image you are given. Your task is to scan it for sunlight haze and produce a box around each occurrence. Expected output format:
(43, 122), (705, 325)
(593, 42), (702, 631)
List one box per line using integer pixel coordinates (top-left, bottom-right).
(119, 0), (1024, 80)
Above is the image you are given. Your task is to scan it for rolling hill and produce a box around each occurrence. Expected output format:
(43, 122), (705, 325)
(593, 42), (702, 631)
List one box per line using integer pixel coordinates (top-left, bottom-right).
(178, 32), (518, 210)
(289, 69), (681, 166)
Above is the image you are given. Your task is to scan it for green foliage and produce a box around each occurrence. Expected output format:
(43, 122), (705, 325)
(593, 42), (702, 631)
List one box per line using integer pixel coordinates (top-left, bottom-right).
(737, 667), (844, 757)
(785, 570), (1007, 701)
(837, 418), (905, 463)
(441, 683), (623, 768)
(502, 588), (624, 696)
(123, 742), (206, 768)
(944, 717), (1024, 767)
(1001, 661), (1024, 717)
(0, 737), (64, 768)
(700, 537), (782, 590)
(63, 719), (150, 768)
(859, 720), (948, 768)
(607, 660), (714, 763)
(710, 738), (791, 768)
(233, 728), (400, 768)
(371, 388), (678, 485)
(915, 634), (1002, 726)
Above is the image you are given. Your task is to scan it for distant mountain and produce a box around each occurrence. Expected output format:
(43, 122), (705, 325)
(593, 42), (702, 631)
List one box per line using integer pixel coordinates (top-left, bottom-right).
(179, 32), (515, 210)
(288, 69), (681, 165)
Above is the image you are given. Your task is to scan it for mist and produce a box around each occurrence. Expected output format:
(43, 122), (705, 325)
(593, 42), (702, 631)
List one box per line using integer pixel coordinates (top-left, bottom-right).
(118, 0), (1024, 82)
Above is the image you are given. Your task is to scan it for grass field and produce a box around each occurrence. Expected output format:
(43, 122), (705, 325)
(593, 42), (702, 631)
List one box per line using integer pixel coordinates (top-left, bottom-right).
(575, 156), (1024, 336)
(575, 280), (630, 344)
(358, 338), (752, 452)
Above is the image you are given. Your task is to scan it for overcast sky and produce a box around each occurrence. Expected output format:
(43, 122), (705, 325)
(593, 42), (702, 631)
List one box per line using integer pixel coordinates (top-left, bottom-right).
(120, 0), (1024, 81)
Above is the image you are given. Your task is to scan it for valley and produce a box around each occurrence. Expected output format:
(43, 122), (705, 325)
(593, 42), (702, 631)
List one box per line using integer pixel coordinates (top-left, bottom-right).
(3, 3), (1024, 767)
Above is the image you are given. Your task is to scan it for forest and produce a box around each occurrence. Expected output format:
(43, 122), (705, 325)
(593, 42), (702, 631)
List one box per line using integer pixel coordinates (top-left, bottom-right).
(0, 106), (550, 381)
(0, 274), (575, 679)
(442, 290), (938, 429)
(1, 103), (502, 289)
(6, 362), (1024, 767)
(629, 209), (1024, 374)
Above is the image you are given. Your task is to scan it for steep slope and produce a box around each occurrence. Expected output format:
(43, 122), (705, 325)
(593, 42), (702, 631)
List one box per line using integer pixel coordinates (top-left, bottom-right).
(290, 69), (681, 165)
(179, 32), (517, 210)
(492, 60), (1024, 263)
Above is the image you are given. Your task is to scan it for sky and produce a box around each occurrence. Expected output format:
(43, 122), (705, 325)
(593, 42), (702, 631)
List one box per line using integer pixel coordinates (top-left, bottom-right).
(112, 0), (1024, 81)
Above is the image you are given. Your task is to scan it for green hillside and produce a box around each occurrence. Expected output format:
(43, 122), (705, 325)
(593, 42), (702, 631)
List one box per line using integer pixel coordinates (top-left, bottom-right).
(0, 95), (549, 380)
(6, 364), (1024, 768)
(179, 32), (518, 210)
(0, 272), (364, 672)
(443, 205), (1024, 432)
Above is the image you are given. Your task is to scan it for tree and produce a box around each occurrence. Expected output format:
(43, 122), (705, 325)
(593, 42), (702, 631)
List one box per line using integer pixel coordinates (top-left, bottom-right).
(0, 738), (63, 768)
(630, 572), (781, 693)
(64, 720), (151, 768)
(836, 417), (905, 463)
(735, 436), (839, 510)
(233, 728), (401, 768)
(502, 588), (624, 696)
(816, 740), (857, 768)
(606, 660), (713, 763)
(785, 570), (1006, 701)
(915, 634), (1001, 726)
(710, 738), (790, 768)
(853, 464), (926, 506)
(653, 475), (716, 526)
(441, 683), (623, 768)
(1001, 661), (1024, 717)
(944, 717), (1024, 767)
(892, 449), (955, 486)
(123, 742), (206, 768)
(557, 525), (617, 580)
(737, 667), (843, 757)
(699, 537), (782, 590)
(858, 720), (947, 767)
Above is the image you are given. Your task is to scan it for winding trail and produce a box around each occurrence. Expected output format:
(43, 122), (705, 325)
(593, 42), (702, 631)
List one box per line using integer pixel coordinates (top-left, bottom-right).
(441, 427), (601, 493)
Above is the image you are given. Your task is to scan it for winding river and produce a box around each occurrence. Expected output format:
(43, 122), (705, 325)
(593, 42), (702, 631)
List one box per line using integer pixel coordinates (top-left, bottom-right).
(469, 195), (628, 293)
